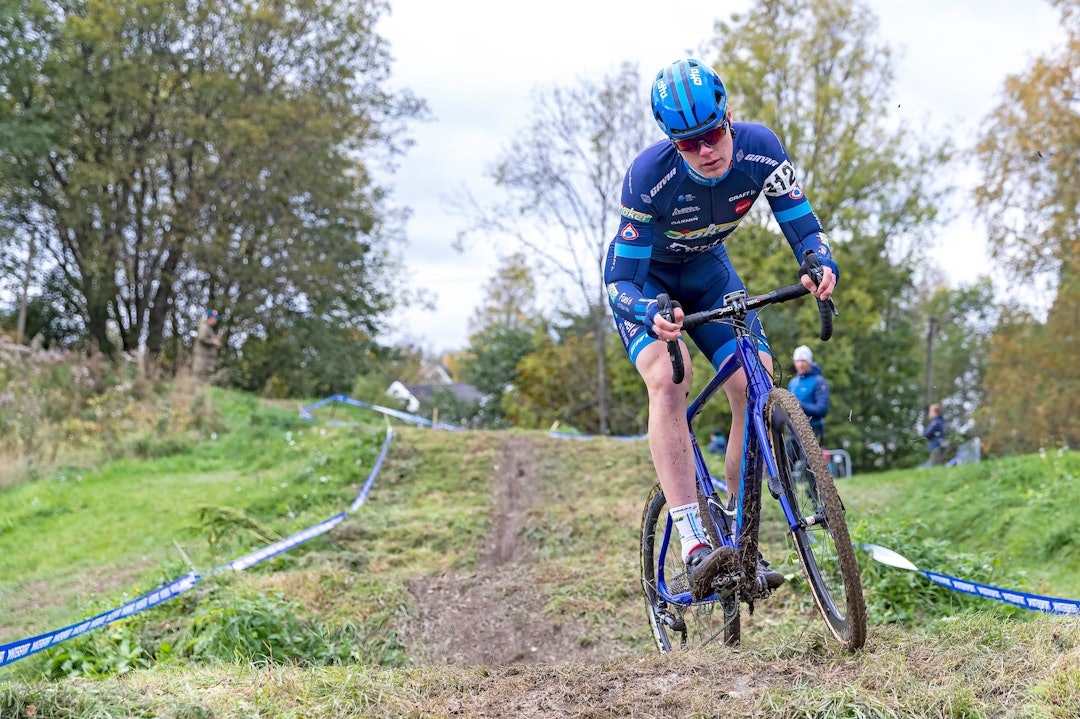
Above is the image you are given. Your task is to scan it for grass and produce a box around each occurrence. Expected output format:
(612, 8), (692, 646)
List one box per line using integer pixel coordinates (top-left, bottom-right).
(0, 387), (389, 640)
(2, 383), (1080, 717)
(843, 449), (1080, 600)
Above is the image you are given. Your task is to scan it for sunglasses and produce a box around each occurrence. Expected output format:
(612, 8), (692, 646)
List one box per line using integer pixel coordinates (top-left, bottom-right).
(672, 118), (730, 152)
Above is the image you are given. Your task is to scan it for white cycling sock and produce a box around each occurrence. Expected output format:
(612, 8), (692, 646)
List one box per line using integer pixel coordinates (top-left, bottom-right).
(670, 502), (710, 561)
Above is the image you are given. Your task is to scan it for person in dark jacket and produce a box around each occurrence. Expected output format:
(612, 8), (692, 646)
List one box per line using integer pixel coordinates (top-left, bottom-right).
(706, 429), (727, 455)
(922, 403), (947, 466)
(787, 345), (830, 445)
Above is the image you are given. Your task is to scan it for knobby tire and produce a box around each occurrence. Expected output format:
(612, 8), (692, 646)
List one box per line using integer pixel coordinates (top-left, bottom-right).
(766, 388), (868, 650)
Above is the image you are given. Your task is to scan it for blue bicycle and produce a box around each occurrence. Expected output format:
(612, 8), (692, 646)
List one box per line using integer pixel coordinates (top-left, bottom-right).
(640, 252), (867, 651)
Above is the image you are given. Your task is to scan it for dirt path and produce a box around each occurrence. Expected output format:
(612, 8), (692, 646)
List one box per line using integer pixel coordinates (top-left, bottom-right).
(407, 434), (601, 666)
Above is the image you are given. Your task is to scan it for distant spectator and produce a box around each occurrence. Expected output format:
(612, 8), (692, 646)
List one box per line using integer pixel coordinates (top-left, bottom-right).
(922, 403), (947, 466)
(706, 429), (727, 455)
(192, 309), (222, 382)
(787, 344), (830, 445)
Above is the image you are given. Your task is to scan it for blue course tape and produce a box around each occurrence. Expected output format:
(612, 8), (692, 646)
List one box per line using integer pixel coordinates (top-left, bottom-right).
(351, 425), (393, 513)
(1, 418), (399, 669)
(862, 543), (1080, 615)
(216, 514), (346, 572)
(300, 393), (465, 431)
(0, 572), (200, 668)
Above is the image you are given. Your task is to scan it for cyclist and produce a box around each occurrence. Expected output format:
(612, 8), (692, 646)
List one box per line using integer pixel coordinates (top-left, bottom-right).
(605, 58), (838, 599)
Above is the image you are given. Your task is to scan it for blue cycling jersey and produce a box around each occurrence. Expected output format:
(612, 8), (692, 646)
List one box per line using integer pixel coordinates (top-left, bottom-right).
(605, 122), (837, 333)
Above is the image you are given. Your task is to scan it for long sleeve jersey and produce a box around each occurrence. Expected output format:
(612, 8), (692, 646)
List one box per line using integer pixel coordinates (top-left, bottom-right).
(605, 122), (838, 326)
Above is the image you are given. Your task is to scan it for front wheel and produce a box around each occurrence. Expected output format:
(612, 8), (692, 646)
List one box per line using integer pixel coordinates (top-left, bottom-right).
(766, 388), (867, 650)
(641, 483), (737, 651)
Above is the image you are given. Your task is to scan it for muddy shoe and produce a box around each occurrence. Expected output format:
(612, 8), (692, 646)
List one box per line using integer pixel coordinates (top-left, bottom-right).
(687, 544), (734, 600)
(756, 554), (786, 591)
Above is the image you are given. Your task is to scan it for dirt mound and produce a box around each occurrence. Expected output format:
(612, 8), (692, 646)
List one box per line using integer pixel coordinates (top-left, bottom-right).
(407, 434), (627, 666)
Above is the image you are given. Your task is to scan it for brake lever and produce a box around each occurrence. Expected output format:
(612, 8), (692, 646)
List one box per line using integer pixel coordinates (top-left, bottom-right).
(656, 293), (684, 384)
(801, 249), (837, 341)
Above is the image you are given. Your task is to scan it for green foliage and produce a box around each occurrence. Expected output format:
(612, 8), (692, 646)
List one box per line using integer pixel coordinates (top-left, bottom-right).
(703, 0), (951, 471)
(179, 581), (382, 667)
(854, 520), (1023, 625)
(973, 4), (1080, 284)
(0, 0), (427, 373)
(979, 273), (1080, 455)
(505, 333), (601, 433)
(846, 449), (1080, 600)
(461, 323), (544, 399)
(38, 624), (154, 680)
(0, 342), (214, 485)
(30, 576), (405, 680)
(969, 6), (1080, 456)
(418, 386), (495, 429)
(233, 316), (383, 399)
(915, 278), (996, 438)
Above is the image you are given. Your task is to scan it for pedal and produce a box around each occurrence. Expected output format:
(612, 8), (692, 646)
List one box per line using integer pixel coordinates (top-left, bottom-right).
(710, 571), (739, 596)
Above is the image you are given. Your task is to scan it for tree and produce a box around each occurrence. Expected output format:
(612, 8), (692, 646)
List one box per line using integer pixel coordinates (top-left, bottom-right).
(972, 1), (1080, 453)
(973, 0), (1080, 292)
(458, 63), (653, 435)
(457, 254), (546, 423)
(0, 0), (426, 374)
(702, 0), (952, 470)
(916, 277), (997, 437)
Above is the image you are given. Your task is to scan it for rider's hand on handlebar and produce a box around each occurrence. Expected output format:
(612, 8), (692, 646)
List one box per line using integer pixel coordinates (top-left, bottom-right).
(650, 302), (684, 341)
(801, 265), (836, 301)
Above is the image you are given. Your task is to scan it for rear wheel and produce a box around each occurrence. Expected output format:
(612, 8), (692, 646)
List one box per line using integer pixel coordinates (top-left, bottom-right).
(641, 483), (737, 650)
(766, 388), (867, 650)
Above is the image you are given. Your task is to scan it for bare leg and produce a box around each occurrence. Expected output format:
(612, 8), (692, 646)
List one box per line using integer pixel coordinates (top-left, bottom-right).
(635, 340), (696, 508)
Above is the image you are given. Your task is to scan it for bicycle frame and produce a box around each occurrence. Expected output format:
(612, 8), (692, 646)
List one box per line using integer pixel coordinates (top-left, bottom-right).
(643, 255), (865, 650)
(653, 311), (798, 607)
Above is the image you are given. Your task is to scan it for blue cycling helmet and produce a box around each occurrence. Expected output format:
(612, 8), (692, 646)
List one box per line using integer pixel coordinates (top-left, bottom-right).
(651, 58), (728, 139)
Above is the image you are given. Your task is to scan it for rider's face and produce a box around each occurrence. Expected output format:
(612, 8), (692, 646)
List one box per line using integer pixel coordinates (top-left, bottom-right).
(674, 111), (733, 179)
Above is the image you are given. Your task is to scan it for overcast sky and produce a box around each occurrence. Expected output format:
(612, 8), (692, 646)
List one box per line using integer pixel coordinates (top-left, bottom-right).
(375, 0), (1065, 354)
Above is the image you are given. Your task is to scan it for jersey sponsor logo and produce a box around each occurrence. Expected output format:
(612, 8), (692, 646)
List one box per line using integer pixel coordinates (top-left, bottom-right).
(666, 237), (726, 254)
(606, 283), (619, 302)
(735, 199), (753, 215)
(671, 205), (701, 216)
(728, 190), (753, 202)
(620, 205), (652, 223)
(650, 167), (677, 197)
(678, 194), (696, 202)
(619, 223), (639, 241)
(671, 216), (700, 225)
(744, 153), (780, 167)
(662, 219), (741, 242)
(763, 160), (798, 196)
